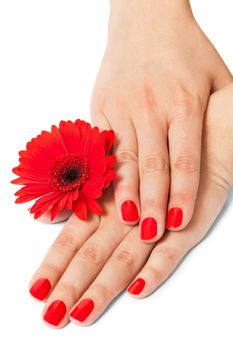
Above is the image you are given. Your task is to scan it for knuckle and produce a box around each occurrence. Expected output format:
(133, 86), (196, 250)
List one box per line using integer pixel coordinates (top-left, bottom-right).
(42, 262), (61, 276)
(113, 183), (132, 197)
(143, 198), (161, 210)
(171, 87), (202, 118)
(56, 281), (77, 301)
(138, 83), (156, 111)
(79, 243), (105, 265)
(116, 150), (138, 165)
(91, 283), (111, 300)
(141, 154), (169, 173)
(146, 265), (166, 283)
(171, 193), (196, 203)
(53, 230), (79, 252)
(156, 245), (181, 264)
(208, 169), (231, 193)
(172, 155), (198, 173)
(112, 249), (136, 267)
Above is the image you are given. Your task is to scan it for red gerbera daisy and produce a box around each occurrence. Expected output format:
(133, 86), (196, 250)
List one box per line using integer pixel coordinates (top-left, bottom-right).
(12, 119), (116, 221)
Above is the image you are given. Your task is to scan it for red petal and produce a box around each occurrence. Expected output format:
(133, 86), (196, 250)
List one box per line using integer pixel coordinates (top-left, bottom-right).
(49, 192), (72, 221)
(30, 192), (65, 217)
(65, 188), (79, 210)
(86, 198), (103, 215)
(106, 155), (116, 169)
(82, 178), (104, 198)
(59, 120), (82, 153)
(11, 177), (48, 185)
(50, 203), (61, 221)
(12, 125), (70, 184)
(75, 119), (92, 156)
(100, 129), (115, 153)
(73, 192), (87, 220)
(50, 125), (69, 155)
(104, 169), (116, 188)
(15, 183), (52, 197)
(15, 194), (41, 203)
(89, 158), (106, 177)
(12, 166), (49, 182)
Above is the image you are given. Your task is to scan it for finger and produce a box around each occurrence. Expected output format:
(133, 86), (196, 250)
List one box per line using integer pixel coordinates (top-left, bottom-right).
(42, 197), (130, 328)
(111, 115), (140, 225)
(135, 115), (170, 243)
(211, 55), (233, 91)
(167, 93), (204, 230)
(127, 171), (229, 298)
(69, 226), (154, 326)
(91, 110), (140, 225)
(28, 213), (99, 302)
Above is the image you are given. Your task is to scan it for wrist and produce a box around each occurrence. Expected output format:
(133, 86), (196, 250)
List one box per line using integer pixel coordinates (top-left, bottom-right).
(110, 0), (192, 18)
(109, 0), (193, 34)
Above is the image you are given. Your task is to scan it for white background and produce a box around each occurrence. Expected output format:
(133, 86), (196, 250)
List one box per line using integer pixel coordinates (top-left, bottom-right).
(0, 1), (232, 349)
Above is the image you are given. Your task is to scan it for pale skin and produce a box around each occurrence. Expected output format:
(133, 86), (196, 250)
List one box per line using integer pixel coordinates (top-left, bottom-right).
(90, 0), (232, 242)
(30, 83), (233, 327)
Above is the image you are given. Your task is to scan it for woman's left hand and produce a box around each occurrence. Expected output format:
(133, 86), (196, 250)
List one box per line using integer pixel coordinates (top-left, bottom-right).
(29, 84), (233, 327)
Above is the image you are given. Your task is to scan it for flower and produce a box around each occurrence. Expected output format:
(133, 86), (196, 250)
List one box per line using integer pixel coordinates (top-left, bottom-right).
(12, 119), (116, 221)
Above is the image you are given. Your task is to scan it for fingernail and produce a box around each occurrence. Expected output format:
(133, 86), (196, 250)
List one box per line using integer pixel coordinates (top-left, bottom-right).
(29, 278), (51, 301)
(43, 300), (67, 326)
(70, 298), (94, 322)
(140, 217), (157, 240)
(121, 200), (139, 222)
(128, 278), (145, 295)
(166, 207), (183, 229)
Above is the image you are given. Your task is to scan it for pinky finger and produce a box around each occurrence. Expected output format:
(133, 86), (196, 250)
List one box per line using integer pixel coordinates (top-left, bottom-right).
(127, 232), (187, 298)
(128, 173), (229, 298)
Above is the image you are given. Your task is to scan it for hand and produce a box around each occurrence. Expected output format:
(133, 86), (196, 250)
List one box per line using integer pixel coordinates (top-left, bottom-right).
(90, 0), (232, 242)
(29, 83), (233, 327)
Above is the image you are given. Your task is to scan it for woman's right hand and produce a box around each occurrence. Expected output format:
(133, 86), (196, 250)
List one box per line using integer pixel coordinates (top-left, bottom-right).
(90, 0), (232, 242)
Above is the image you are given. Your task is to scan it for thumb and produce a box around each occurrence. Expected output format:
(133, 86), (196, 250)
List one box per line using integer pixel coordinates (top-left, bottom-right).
(211, 56), (233, 91)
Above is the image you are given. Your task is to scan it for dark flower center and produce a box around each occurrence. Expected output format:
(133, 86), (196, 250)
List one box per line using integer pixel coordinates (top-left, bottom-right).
(49, 154), (90, 192)
(62, 167), (80, 185)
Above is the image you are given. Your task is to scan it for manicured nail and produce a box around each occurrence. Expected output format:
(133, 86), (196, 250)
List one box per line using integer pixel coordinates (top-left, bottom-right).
(29, 278), (51, 301)
(121, 200), (139, 222)
(128, 278), (145, 295)
(140, 217), (157, 240)
(166, 207), (183, 229)
(70, 298), (94, 322)
(43, 300), (67, 326)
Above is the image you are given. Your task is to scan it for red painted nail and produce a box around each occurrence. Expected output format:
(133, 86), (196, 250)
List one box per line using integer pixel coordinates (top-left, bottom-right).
(121, 200), (139, 222)
(43, 300), (67, 326)
(166, 207), (183, 229)
(140, 217), (157, 240)
(29, 278), (51, 301)
(128, 278), (145, 295)
(70, 299), (94, 322)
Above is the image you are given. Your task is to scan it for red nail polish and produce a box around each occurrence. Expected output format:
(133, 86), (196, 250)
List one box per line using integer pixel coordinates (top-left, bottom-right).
(29, 278), (51, 301)
(121, 200), (139, 222)
(166, 207), (183, 229)
(43, 300), (67, 326)
(128, 278), (145, 295)
(70, 299), (94, 322)
(140, 217), (157, 240)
